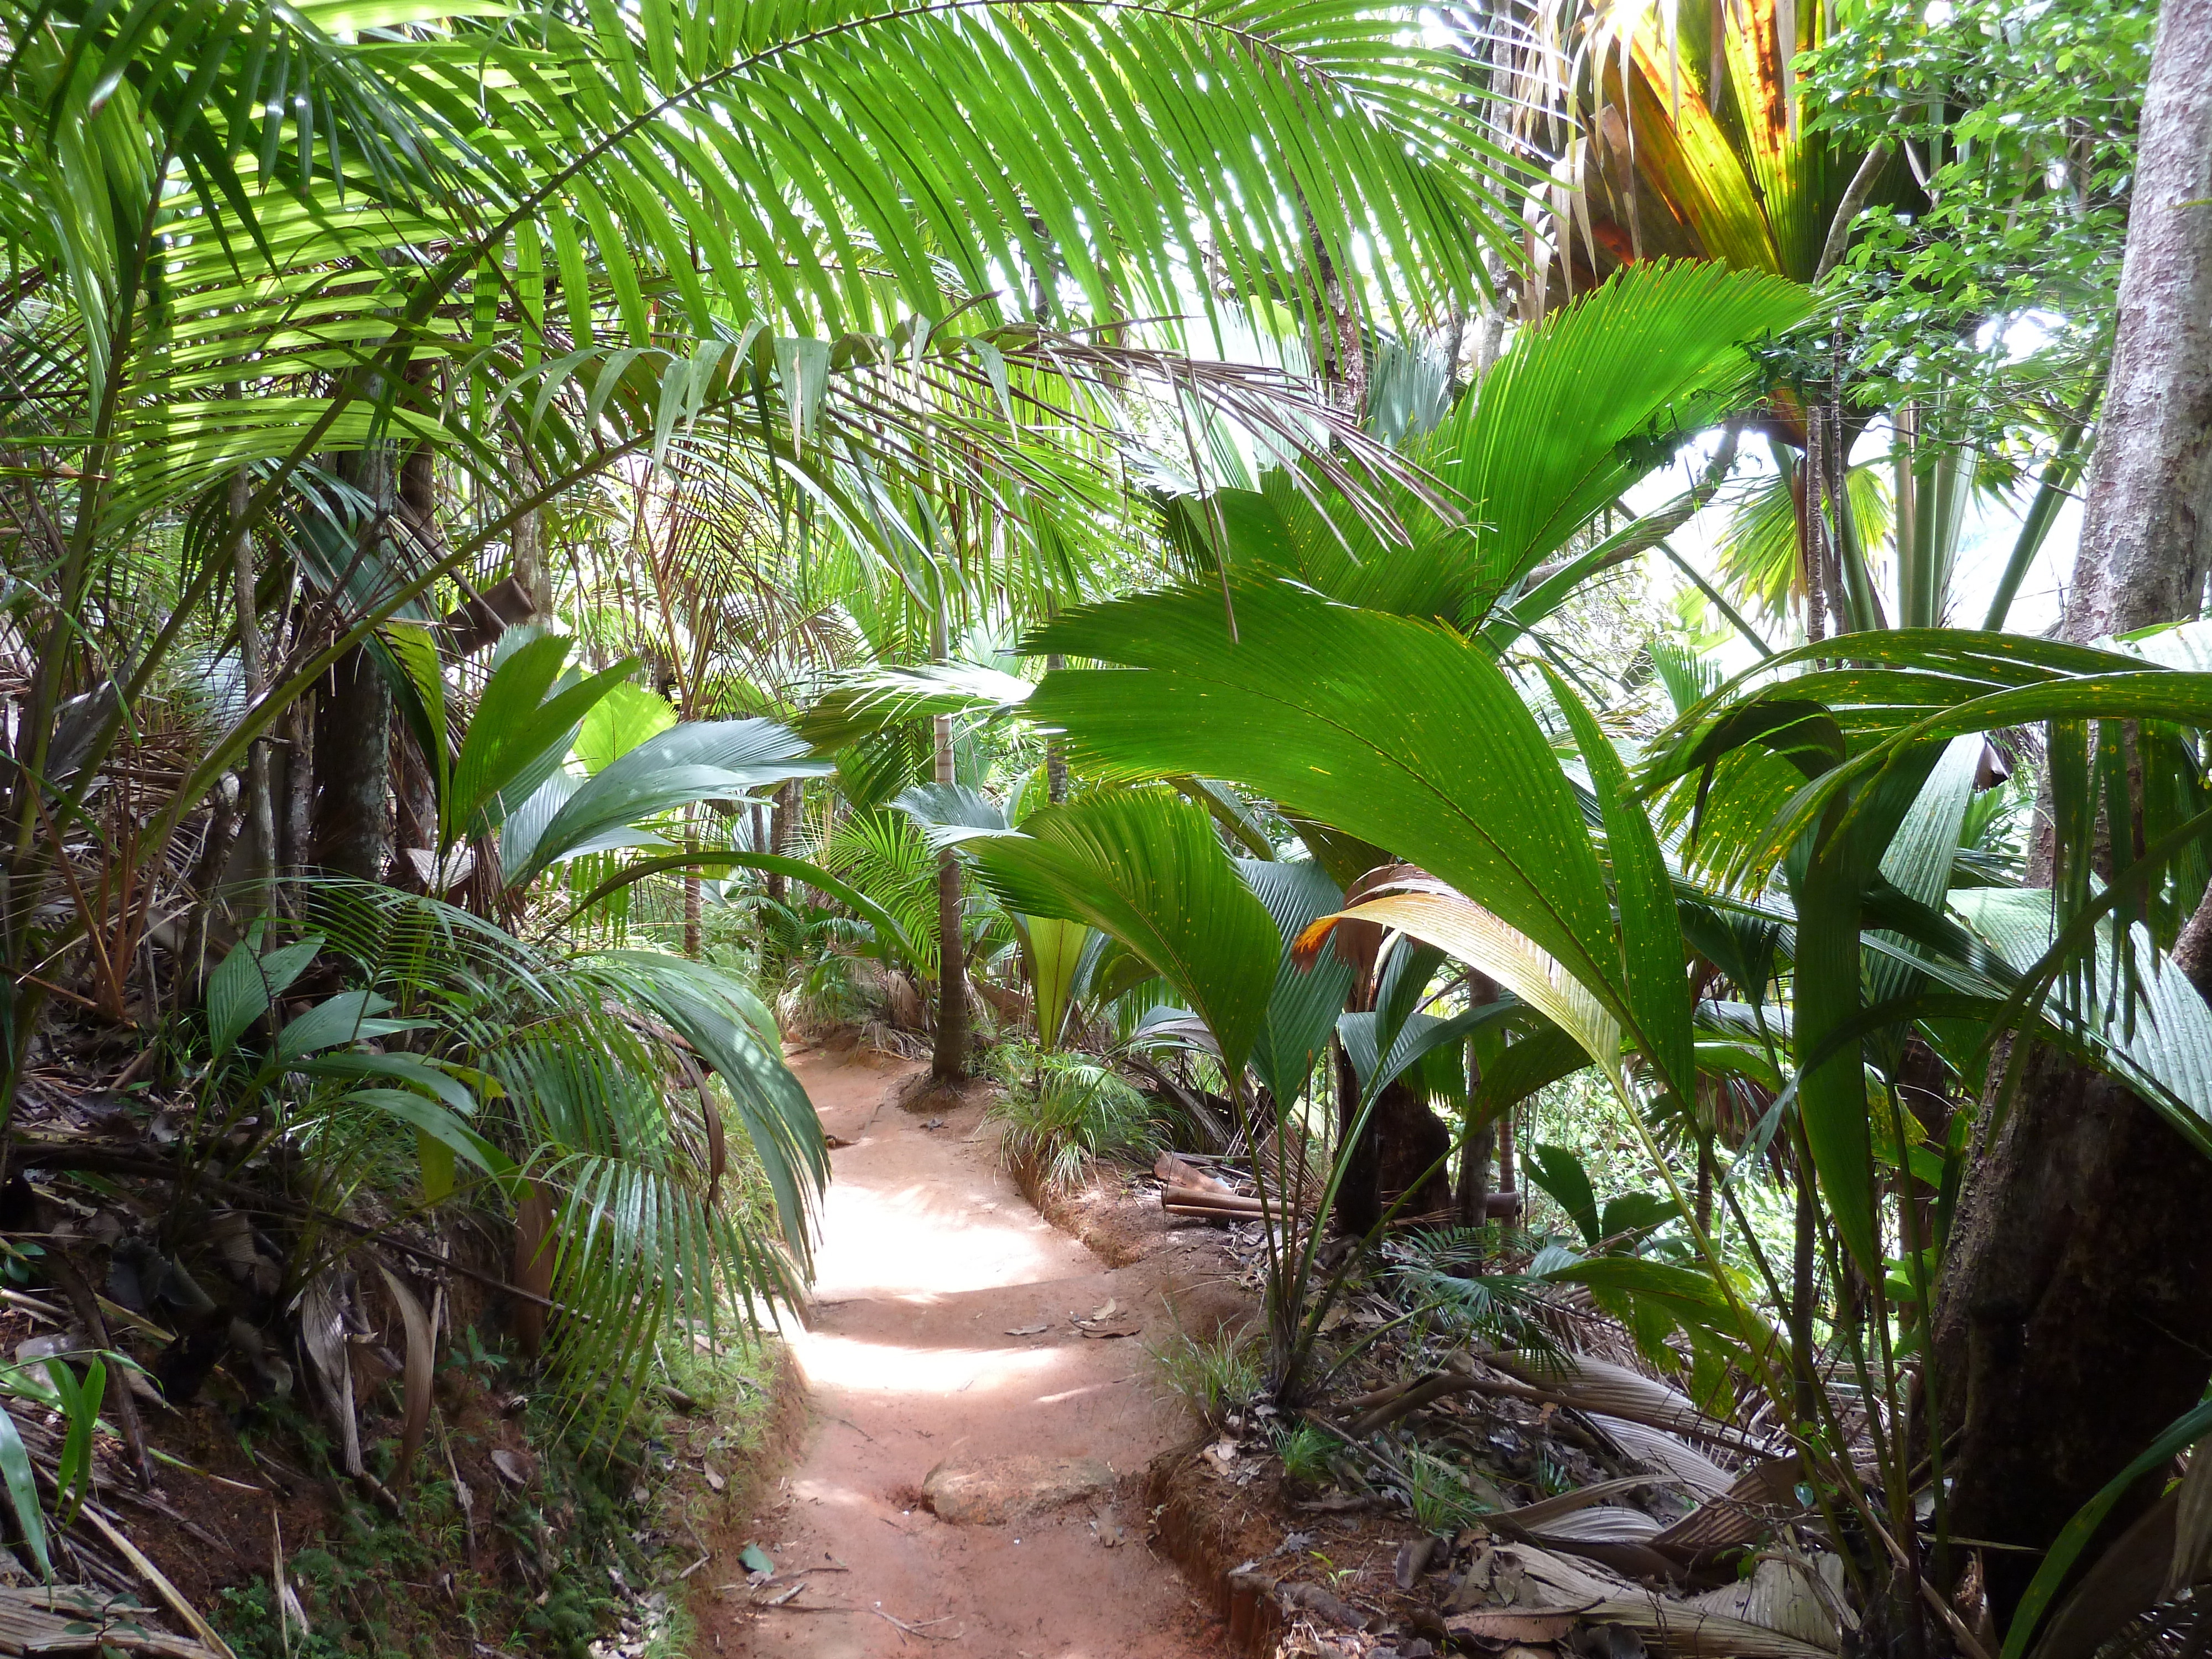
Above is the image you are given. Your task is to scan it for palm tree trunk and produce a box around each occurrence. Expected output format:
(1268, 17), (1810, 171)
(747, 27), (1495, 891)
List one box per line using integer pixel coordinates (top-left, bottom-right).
(682, 802), (702, 958)
(1454, 1120), (1494, 1246)
(929, 589), (969, 1083)
(313, 648), (393, 882)
(766, 783), (795, 905)
(930, 706), (969, 1083)
(1454, 975), (1501, 1241)
(312, 447), (396, 883)
(510, 457), (551, 618)
(1044, 654), (1070, 804)
(1936, 1), (2212, 1621)
(229, 471), (276, 919)
(281, 693), (315, 880)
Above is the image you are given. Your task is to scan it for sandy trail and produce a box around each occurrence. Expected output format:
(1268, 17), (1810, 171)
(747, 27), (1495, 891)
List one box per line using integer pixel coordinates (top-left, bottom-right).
(706, 1047), (1217, 1659)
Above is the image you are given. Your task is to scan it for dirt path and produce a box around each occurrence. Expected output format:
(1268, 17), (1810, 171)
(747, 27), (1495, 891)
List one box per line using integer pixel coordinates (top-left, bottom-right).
(702, 1048), (1225, 1659)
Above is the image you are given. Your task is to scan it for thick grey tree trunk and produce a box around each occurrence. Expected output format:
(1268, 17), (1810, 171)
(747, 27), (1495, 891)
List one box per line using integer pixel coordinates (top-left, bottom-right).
(2057, 7), (2212, 647)
(1937, 2), (2212, 1623)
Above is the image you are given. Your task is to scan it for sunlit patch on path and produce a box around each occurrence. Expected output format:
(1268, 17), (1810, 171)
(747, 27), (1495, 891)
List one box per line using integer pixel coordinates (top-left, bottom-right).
(704, 1048), (1214, 1659)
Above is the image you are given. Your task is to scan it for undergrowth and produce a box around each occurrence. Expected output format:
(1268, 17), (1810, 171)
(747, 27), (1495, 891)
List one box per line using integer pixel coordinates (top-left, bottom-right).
(216, 1333), (782, 1659)
(1274, 1421), (1337, 1486)
(985, 1043), (1159, 1193)
(1151, 1326), (1264, 1430)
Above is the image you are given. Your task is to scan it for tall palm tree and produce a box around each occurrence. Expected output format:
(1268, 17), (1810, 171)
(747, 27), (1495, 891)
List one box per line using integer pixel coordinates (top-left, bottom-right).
(0, 0), (1533, 1115)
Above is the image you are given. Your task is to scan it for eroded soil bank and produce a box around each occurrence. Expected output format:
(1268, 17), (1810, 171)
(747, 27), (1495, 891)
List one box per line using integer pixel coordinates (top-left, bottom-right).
(698, 1046), (1246, 1659)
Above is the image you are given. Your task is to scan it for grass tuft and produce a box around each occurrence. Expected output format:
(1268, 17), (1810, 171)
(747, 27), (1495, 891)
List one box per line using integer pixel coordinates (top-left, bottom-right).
(985, 1044), (1158, 1194)
(1151, 1326), (1264, 1430)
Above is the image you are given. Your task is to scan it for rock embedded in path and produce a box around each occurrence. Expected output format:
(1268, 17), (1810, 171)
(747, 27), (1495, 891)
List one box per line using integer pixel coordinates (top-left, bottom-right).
(921, 1454), (1115, 1525)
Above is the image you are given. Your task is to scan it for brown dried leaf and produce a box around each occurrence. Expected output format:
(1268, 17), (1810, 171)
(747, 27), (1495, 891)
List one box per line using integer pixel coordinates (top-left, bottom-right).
(2168, 1432), (2212, 1598)
(375, 1265), (434, 1492)
(491, 1448), (534, 1487)
(512, 1181), (555, 1359)
(1447, 1611), (1580, 1646)
(298, 1279), (361, 1477)
(1396, 1534), (1442, 1589)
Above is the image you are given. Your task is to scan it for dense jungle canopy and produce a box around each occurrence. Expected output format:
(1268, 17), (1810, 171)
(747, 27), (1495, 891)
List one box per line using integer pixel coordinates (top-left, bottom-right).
(0, 0), (2208, 1652)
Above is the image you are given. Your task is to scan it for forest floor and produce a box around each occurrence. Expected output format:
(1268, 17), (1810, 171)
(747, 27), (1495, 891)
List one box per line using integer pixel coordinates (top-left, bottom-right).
(694, 1044), (1246, 1659)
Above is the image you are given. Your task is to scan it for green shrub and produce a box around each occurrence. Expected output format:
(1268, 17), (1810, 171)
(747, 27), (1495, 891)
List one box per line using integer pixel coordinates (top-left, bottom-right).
(1151, 1327), (1264, 1430)
(1401, 1447), (1495, 1533)
(1275, 1421), (1337, 1486)
(985, 1044), (1157, 1193)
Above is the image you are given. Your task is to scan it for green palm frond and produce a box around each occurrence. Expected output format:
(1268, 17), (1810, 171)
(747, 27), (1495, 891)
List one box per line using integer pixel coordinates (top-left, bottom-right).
(1712, 459), (1894, 624)
(1166, 262), (1811, 631)
(823, 808), (943, 975)
(296, 880), (826, 1432)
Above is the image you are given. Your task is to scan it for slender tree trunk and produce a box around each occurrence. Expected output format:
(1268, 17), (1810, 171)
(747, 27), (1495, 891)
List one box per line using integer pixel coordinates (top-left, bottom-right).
(682, 802), (703, 959)
(1937, 2), (2212, 1623)
(1469, 247), (1510, 390)
(1785, 437), (1828, 646)
(312, 448), (397, 883)
(510, 456), (551, 620)
(750, 801), (772, 969)
(1044, 654), (1070, 804)
(1455, 1118), (1495, 1242)
(766, 783), (794, 906)
(1454, 977), (1501, 1239)
(229, 472), (276, 918)
(313, 649), (392, 881)
(929, 632), (969, 1083)
(281, 693), (315, 880)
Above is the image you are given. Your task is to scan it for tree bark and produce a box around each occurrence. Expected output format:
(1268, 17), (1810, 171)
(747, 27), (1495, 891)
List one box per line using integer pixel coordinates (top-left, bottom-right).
(1331, 1045), (1451, 1237)
(1936, 3), (2212, 1623)
(2057, 6), (2212, 646)
(765, 782), (795, 906)
(312, 649), (393, 881)
(229, 471), (276, 918)
(929, 707), (968, 1083)
(1454, 975), (1503, 1238)
(510, 455), (552, 620)
(281, 693), (315, 881)
(311, 448), (396, 883)
(928, 589), (969, 1085)
(1044, 654), (1070, 804)
(1454, 1121), (1495, 1232)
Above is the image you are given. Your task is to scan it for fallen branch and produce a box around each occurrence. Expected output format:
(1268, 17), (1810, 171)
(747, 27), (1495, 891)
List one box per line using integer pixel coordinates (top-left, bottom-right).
(1342, 1358), (1775, 1455)
(1160, 1180), (1520, 1224)
(1161, 1187), (1283, 1219)
(870, 1608), (960, 1642)
(46, 1247), (152, 1486)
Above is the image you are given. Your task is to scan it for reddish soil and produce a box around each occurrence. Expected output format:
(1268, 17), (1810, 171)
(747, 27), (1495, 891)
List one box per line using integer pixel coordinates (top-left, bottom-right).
(698, 1048), (1247, 1659)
